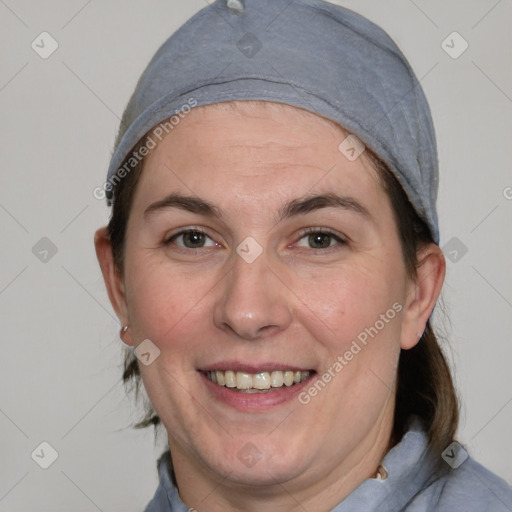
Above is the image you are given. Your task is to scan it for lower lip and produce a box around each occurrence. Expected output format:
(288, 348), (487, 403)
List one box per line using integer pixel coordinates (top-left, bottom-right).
(199, 372), (315, 411)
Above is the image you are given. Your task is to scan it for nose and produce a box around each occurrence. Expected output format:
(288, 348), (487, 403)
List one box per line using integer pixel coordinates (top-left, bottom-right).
(213, 250), (293, 341)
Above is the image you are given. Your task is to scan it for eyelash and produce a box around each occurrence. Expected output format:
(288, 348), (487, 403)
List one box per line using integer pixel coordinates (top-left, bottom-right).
(163, 227), (347, 251)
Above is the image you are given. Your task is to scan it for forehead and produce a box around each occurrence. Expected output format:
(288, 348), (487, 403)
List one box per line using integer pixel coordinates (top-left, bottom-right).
(133, 101), (385, 211)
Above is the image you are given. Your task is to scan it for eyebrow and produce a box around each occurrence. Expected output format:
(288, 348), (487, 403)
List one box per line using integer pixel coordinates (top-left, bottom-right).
(278, 193), (371, 222)
(144, 193), (222, 218)
(144, 192), (371, 222)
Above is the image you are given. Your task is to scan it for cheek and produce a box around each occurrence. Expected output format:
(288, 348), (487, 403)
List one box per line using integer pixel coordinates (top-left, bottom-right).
(124, 253), (217, 351)
(124, 260), (220, 417)
(289, 257), (405, 348)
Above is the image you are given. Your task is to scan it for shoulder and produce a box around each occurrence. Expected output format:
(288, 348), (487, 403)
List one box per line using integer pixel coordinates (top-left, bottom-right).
(144, 451), (189, 512)
(426, 456), (512, 511)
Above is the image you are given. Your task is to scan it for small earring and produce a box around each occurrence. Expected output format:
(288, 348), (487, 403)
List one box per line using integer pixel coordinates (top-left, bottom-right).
(121, 325), (129, 336)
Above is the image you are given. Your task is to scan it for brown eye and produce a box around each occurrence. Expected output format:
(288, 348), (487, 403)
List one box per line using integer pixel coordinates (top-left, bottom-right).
(168, 230), (217, 249)
(296, 230), (344, 250)
(307, 233), (334, 249)
(182, 231), (206, 248)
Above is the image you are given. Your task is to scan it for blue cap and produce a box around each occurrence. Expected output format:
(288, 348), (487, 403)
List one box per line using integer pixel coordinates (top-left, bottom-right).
(105, 0), (440, 243)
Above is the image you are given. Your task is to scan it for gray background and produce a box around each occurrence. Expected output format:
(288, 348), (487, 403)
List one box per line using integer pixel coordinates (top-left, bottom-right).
(1, 0), (511, 510)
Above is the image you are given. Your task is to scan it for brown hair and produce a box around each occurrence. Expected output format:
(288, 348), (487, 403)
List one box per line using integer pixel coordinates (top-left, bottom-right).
(367, 151), (459, 461)
(106, 108), (459, 463)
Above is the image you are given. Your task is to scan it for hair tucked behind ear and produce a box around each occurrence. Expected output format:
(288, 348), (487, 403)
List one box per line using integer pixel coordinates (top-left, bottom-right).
(370, 152), (459, 461)
(107, 137), (162, 430)
(394, 320), (458, 457)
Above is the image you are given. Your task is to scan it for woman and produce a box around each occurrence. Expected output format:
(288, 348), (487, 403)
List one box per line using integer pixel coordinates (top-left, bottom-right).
(94, 1), (512, 510)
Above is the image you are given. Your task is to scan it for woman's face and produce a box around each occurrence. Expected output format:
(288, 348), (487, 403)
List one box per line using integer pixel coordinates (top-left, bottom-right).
(102, 102), (432, 493)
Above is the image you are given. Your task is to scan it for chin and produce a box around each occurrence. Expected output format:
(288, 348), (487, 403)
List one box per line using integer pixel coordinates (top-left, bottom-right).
(201, 436), (311, 487)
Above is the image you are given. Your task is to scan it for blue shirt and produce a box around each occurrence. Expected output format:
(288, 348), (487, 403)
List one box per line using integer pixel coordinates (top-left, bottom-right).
(144, 419), (512, 511)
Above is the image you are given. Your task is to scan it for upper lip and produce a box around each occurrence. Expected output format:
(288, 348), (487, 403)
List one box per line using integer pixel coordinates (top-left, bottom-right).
(200, 361), (314, 374)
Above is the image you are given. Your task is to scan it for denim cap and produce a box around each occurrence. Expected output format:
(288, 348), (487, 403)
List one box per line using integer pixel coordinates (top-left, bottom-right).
(106, 0), (440, 244)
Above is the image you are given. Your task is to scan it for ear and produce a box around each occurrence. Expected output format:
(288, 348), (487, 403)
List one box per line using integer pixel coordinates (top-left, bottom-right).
(94, 226), (134, 346)
(400, 243), (445, 350)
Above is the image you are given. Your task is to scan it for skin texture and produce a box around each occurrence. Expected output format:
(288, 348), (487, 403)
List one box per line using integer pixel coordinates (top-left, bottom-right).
(95, 101), (445, 512)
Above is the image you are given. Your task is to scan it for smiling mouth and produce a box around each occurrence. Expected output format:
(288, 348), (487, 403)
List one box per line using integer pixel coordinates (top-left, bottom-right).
(204, 370), (312, 393)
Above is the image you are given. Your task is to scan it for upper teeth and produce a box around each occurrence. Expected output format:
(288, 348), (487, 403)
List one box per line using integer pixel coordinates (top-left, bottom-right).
(206, 370), (310, 390)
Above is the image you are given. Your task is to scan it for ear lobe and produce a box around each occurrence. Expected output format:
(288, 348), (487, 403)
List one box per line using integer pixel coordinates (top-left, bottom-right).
(94, 227), (134, 346)
(400, 243), (445, 350)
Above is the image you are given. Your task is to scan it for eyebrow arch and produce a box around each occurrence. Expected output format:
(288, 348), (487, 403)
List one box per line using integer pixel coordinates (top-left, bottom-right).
(278, 193), (371, 222)
(144, 193), (222, 218)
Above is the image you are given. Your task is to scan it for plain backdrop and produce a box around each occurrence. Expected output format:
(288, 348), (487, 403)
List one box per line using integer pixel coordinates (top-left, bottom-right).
(1, 1), (511, 510)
